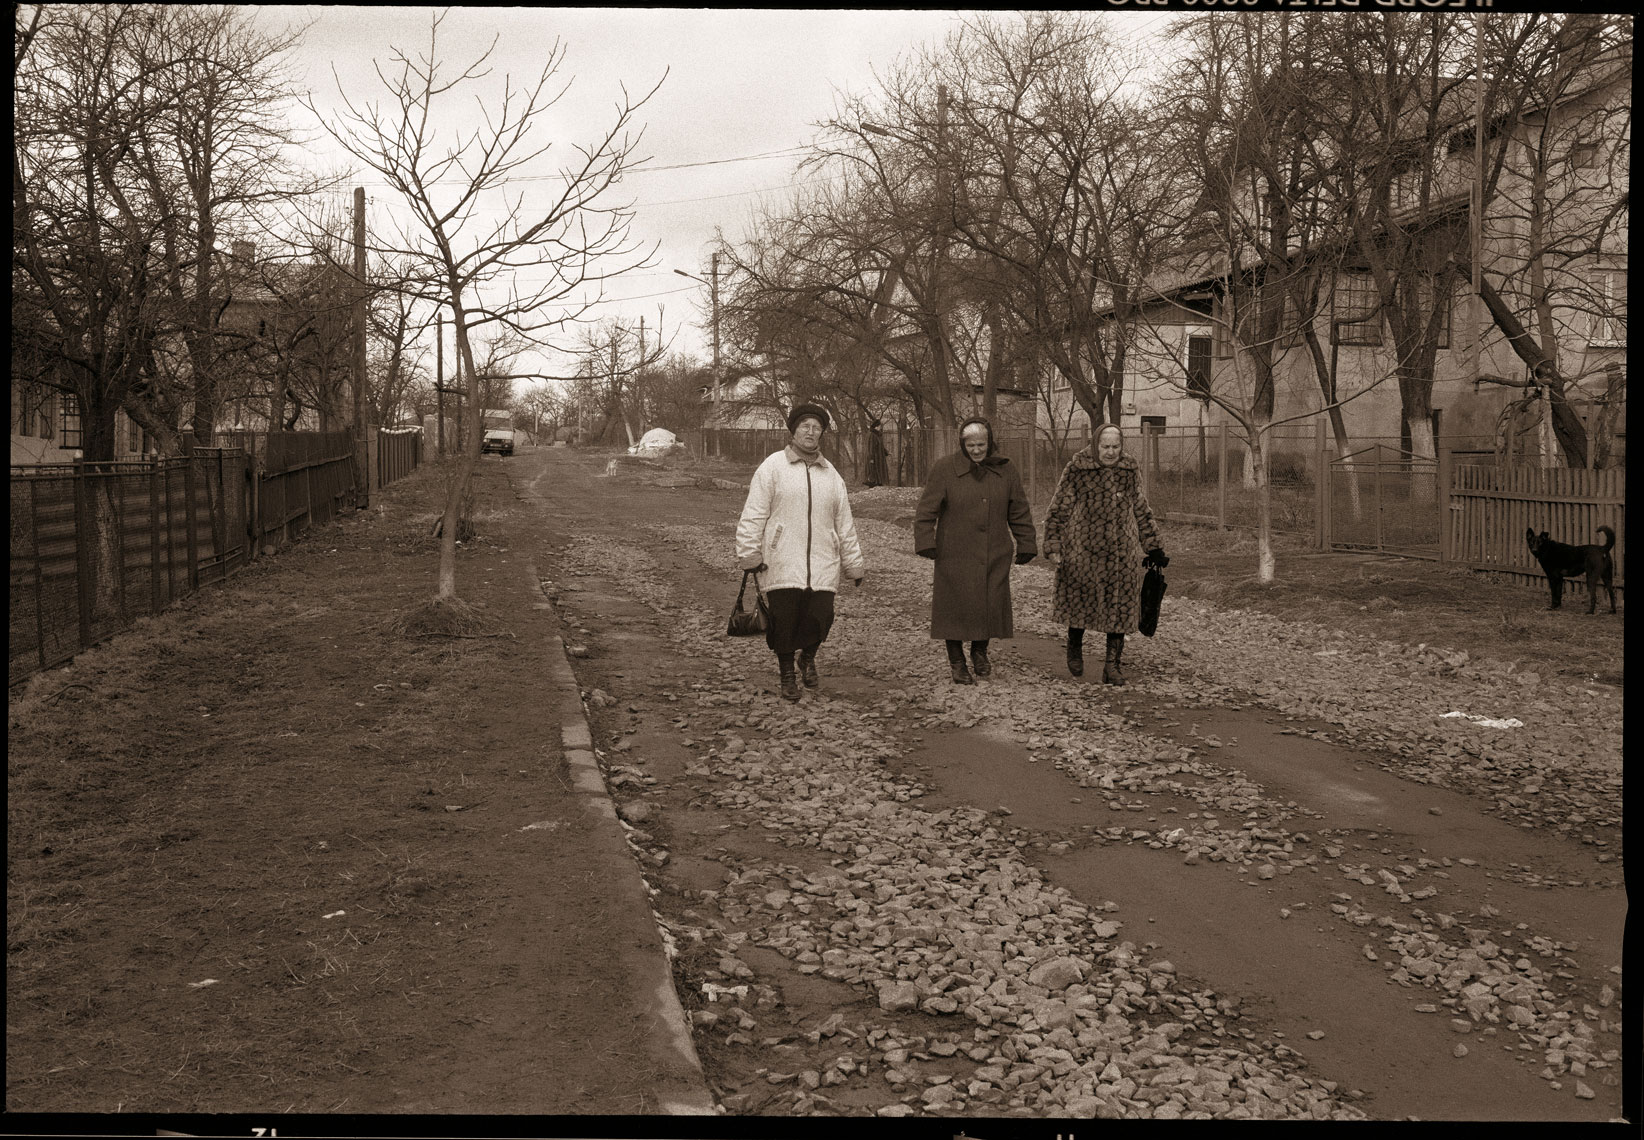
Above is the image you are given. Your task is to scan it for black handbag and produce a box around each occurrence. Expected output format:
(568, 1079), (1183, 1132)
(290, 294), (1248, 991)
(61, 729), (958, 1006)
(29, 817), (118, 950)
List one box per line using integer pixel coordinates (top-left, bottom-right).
(1138, 565), (1167, 637)
(726, 569), (770, 637)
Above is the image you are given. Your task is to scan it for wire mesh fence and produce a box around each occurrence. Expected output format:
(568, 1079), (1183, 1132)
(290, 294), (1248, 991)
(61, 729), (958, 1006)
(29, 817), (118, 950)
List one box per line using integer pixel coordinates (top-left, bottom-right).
(8, 427), (424, 686)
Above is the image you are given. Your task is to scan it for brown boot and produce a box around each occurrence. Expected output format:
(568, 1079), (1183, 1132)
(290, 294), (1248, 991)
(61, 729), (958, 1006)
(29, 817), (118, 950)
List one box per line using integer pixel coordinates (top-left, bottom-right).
(946, 640), (974, 685)
(778, 653), (801, 701)
(1103, 633), (1126, 686)
(1067, 628), (1084, 677)
(798, 645), (820, 689)
(970, 640), (991, 678)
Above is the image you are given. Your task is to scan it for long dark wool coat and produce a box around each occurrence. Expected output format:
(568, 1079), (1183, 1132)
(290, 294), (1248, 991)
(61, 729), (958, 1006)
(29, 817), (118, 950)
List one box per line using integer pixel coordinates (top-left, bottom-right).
(1042, 447), (1161, 633)
(914, 452), (1037, 640)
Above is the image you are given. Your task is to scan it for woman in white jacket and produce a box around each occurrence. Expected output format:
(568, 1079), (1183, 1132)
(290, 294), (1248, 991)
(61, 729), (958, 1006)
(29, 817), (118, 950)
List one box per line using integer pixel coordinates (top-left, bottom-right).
(735, 404), (866, 701)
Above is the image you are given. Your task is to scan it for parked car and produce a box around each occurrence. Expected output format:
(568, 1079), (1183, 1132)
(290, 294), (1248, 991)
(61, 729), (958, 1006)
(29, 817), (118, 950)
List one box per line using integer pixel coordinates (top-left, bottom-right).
(482, 428), (516, 456)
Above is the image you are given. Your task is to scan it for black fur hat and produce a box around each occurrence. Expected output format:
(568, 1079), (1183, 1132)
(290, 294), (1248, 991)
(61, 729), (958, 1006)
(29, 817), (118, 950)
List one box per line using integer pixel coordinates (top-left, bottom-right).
(787, 403), (831, 434)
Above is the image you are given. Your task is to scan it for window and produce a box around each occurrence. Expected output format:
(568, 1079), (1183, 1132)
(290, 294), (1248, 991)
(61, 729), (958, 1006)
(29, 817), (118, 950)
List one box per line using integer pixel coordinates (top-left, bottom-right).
(1333, 272), (1383, 346)
(1590, 268), (1626, 347)
(1186, 336), (1212, 401)
(59, 392), (82, 450)
(11, 382), (55, 438)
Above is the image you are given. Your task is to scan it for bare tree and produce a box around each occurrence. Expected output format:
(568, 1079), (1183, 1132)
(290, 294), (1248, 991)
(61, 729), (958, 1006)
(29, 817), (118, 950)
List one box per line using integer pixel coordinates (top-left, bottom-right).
(312, 11), (661, 601)
(134, 5), (318, 444)
(1461, 13), (1631, 467)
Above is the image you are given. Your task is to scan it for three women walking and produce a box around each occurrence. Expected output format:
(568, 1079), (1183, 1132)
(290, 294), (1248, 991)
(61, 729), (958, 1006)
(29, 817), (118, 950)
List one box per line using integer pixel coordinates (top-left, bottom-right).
(735, 404), (865, 702)
(914, 417), (1037, 683)
(735, 410), (1164, 697)
(1043, 424), (1167, 685)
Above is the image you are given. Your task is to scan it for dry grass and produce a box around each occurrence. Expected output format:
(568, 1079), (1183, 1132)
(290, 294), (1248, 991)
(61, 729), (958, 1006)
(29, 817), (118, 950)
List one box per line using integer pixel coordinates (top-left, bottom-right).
(385, 595), (509, 640)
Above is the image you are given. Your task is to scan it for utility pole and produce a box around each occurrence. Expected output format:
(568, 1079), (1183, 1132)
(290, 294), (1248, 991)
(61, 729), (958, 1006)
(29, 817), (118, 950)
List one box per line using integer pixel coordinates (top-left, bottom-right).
(931, 83), (957, 429)
(639, 315), (646, 432)
(711, 251), (721, 456)
(1468, 15), (1484, 397)
(352, 186), (369, 504)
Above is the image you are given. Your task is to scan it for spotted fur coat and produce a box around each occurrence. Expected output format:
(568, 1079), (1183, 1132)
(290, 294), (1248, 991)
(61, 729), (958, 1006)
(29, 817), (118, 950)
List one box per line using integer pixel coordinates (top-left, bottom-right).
(1041, 448), (1162, 633)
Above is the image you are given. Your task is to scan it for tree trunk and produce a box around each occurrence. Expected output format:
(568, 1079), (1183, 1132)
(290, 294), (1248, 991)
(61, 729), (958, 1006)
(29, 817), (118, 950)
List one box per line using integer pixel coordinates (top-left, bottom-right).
(1406, 414), (1437, 506)
(1591, 363), (1624, 468)
(1466, 263), (1589, 467)
(1251, 429), (1275, 584)
(436, 303), (483, 601)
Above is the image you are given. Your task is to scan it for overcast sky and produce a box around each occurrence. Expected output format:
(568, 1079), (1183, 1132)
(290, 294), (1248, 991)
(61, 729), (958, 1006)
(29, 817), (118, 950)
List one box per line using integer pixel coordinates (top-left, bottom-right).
(257, 7), (1177, 391)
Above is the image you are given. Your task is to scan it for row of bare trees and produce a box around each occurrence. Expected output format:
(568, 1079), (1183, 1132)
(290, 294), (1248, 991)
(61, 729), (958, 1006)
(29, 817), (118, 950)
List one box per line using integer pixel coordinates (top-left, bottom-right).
(715, 11), (1628, 578)
(16, 6), (665, 608)
(11, 5), (456, 460)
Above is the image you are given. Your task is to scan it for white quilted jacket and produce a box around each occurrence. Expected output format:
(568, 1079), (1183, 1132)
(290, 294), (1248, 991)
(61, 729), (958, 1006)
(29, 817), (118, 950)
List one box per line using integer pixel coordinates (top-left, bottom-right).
(735, 449), (866, 592)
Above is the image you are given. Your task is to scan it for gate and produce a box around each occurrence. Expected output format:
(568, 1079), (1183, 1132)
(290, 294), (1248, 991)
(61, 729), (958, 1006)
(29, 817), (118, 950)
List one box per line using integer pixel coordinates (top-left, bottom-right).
(1326, 444), (1441, 558)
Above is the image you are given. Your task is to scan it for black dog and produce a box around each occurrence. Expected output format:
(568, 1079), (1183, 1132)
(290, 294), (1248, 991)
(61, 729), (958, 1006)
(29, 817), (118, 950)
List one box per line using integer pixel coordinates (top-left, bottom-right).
(1525, 525), (1617, 613)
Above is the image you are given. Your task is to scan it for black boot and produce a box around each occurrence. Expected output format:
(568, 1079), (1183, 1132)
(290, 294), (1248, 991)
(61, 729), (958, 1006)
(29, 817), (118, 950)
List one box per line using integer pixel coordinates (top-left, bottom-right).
(946, 640), (974, 685)
(970, 640), (991, 678)
(798, 644), (820, 689)
(1066, 627), (1085, 677)
(777, 652), (800, 701)
(1103, 633), (1126, 686)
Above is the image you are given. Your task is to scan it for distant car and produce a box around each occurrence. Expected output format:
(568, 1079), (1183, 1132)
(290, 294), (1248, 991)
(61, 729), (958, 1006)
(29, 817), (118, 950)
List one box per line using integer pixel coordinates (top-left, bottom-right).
(482, 428), (515, 456)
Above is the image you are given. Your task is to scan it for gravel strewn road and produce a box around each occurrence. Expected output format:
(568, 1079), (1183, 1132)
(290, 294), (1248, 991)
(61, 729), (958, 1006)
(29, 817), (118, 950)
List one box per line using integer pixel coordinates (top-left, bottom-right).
(532, 448), (1626, 1122)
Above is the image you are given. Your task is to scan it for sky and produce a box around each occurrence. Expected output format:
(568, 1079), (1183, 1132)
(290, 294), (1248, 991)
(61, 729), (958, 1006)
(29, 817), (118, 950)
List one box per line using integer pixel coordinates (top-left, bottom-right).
(255, 7), (1178, 394)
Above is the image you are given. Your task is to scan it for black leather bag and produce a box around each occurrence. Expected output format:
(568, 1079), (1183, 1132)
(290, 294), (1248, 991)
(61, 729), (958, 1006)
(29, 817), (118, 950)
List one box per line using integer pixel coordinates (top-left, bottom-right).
(1138, 565), (1167, 637)
(726, 569), (770, 637)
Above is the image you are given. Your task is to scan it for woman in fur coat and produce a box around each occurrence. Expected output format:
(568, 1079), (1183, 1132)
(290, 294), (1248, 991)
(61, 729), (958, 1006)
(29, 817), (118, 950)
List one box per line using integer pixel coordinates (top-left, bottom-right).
(1042, 424), (1167, 684)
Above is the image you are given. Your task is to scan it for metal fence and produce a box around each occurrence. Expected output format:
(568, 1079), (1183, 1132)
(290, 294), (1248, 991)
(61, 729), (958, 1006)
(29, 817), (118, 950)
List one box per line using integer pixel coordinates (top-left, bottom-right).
(9, 428), (424, 686)
(9, 450), (248, 686)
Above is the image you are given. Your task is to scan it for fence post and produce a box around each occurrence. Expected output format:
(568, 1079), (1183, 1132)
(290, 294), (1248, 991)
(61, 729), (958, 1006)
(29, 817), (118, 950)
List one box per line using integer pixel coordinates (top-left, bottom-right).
(1373, 447), (1383, 553)
(1315, 419), (1328, 552)
(1217, 423), (1228, 531)
(182, 437), (200, 590)
(149, 455), (163, 611)
(73, 460), (93, 650)
(1437, 446), (1453, 564)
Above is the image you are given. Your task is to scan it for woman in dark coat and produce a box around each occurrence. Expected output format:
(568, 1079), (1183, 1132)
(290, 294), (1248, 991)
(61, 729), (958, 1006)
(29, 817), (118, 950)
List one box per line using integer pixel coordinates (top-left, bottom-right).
(914, 417), (1037, 684)
(1042, 424), (1167, 685)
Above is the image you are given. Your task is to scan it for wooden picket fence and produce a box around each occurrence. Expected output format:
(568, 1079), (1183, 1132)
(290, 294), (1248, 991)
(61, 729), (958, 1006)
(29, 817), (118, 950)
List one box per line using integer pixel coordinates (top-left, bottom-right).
(1443, 460), (1625, 598)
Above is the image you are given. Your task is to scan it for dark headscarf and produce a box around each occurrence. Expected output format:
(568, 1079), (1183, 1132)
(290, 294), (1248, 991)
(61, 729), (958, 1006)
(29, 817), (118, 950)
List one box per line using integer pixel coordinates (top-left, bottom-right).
(958, 416), (1007, 477)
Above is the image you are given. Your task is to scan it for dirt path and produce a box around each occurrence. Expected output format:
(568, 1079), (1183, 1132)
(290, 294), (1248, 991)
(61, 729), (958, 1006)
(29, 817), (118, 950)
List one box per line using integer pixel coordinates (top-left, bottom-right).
(531, 446), (1627, 1122)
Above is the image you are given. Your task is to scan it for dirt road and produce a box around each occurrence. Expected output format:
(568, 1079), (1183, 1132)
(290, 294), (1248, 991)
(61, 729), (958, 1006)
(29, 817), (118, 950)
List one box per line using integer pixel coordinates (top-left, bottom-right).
(533, 445), (1627, 1122)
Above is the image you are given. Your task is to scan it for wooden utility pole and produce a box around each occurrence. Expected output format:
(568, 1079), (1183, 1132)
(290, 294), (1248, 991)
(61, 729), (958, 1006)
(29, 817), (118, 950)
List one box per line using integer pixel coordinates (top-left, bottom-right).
(353, 186), (369, 505)
(710, 251), (721, 455)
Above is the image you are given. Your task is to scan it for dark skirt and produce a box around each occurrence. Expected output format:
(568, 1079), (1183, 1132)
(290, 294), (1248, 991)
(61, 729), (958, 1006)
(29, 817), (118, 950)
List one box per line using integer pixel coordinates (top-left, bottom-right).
(765, 587), (835, 654)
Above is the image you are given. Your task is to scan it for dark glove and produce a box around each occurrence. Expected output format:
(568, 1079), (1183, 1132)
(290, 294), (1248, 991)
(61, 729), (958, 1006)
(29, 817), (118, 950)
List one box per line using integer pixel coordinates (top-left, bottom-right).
(917, 549), (937, 560)
(1145, 548), (1168, 569)
(1014, 551), (1035, 565)
(744, 562), (768, 574)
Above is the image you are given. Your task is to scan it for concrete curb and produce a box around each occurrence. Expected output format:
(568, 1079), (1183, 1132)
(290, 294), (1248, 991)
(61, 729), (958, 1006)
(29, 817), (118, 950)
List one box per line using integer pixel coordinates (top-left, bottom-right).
(525, 559), (718, 1117)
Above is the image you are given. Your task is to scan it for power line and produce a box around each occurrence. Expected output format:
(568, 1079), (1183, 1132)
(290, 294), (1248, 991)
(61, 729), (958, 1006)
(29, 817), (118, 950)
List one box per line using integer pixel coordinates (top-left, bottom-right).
(630, 146), (811, 173)
(340, 143), (815, 189)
